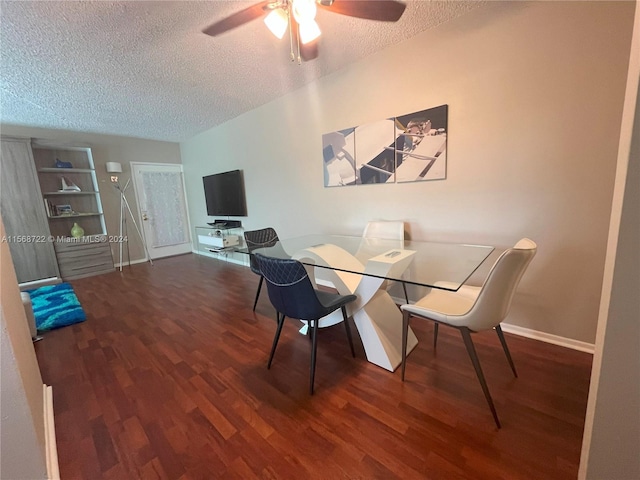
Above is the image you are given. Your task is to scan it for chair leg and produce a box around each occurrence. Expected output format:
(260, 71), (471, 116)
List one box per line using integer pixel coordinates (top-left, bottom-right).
(402, 282), (409, 304)
(268, 312), (285, 369)
(252, 276), (264, 311)
(460, 328), (501, 428)
(433, 323), (439, 349)
(495, 325), (518, 378)
(342, 307), (356, 358)
(401, 309), (410, 381)
(310, 319), (319, 395)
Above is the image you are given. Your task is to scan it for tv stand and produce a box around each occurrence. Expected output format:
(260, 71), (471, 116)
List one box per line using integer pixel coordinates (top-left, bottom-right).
(195, 225), (247, 267)
(207, 219), (242, 228)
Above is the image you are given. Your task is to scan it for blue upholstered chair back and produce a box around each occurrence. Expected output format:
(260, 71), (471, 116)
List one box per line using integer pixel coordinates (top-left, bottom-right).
(254, 254), (329, 321)
(244, 228), (279, 275)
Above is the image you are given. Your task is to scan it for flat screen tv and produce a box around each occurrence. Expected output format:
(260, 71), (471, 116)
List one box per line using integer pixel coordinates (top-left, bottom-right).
(203, 169), (248, 217)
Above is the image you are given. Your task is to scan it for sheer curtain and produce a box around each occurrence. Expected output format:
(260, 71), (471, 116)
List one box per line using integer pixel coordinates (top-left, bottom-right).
(141, 171), (188, 247)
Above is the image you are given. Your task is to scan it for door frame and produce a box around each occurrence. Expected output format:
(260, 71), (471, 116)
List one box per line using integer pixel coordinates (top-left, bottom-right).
(130, 162), (192, 260)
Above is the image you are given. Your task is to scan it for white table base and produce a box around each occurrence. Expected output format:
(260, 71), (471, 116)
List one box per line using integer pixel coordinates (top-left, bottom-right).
(294, 244), (418, 372)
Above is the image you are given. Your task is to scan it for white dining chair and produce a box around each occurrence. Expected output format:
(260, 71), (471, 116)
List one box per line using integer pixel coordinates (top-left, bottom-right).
(362, 220), (409, 304)
(400, 238), (537, 428)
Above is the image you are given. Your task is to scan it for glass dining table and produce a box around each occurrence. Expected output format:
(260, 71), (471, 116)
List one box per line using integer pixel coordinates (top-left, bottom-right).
(239, 234), (494, 372)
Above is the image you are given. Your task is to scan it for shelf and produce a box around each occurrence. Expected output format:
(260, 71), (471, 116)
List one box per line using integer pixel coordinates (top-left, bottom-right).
(195, 225), (248, 267)
(202, 224), (241, 231)
(207, 247), (234, 253)
(49, 213), (103, 219)
(43, 191), (99, 196)
(33, 144), (111, 258)
(38, 167), (94, 173)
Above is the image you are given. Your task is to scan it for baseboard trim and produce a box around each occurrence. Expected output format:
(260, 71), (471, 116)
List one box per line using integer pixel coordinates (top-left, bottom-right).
(114, 258), (149, 268)
(286, 281), (595, 354)
(19, 277), (61, 290)
(43, 384), (60, 480)
(501, 323), (595, 354)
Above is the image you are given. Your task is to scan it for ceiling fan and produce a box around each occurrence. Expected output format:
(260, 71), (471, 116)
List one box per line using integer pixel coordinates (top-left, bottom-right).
(202, 0), (407, 63)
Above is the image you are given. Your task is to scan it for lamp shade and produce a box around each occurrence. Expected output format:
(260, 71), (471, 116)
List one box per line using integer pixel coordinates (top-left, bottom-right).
(292, 0), (317, 24)
(299, 19), (321, 44)
(264, 9), (288, 39)
(106, 162), (123, 173)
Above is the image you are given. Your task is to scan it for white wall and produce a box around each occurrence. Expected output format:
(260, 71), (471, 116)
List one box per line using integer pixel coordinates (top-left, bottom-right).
(580, 1), (640, 476)
(0, 126), (182, 263)
(0, 215), (48, 479)
(180, 1), (635, 344)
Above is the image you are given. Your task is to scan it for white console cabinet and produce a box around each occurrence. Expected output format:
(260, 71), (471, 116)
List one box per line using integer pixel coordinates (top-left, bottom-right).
(195, 225), (248, 266)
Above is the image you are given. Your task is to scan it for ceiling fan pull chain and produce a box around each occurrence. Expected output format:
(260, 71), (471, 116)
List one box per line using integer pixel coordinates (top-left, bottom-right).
(296, 24), (302, 64)
(288, 7), (295, 62)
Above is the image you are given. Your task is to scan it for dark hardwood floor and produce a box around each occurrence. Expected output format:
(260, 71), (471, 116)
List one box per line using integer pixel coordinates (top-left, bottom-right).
(34, 254), (593, 479)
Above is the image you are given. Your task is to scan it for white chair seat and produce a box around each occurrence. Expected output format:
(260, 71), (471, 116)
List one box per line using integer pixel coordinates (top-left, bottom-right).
(403, 289), (476, 323)
(403, 281), (481, 324)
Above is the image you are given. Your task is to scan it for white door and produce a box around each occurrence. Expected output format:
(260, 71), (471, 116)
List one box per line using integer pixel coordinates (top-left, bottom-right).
(131, 163), (191, 259)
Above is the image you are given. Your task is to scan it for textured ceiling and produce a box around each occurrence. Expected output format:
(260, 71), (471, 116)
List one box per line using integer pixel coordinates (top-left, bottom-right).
(0, 1), (482, 142)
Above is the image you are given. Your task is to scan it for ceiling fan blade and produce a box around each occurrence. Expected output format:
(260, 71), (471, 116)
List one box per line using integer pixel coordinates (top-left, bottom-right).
(318, 0), (406, 22)
(202, 1), (272, 36)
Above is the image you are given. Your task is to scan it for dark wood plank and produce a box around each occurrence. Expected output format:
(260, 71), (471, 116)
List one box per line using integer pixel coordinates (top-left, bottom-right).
(35, 254), (593, 479)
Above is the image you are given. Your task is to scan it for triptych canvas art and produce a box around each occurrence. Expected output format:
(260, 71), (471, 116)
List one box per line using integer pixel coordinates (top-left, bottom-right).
(322, 104), (448, 187)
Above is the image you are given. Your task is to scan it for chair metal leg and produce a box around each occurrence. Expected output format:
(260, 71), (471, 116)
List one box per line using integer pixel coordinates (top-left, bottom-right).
(401, 309), (410, 381)
(342, 306), (356, 357)
(402, 282), (409, 304)
(310, 319), (319, 395)
(433, 323), (439, 349)
(495, 325), (518, 378)
(252, 276), (264, 311)
(460, 328), (501, 428)
(268, 313), (285, 369)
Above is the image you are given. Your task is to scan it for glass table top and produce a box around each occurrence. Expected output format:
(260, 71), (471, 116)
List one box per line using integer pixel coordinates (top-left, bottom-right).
(238, 234), (494, 291)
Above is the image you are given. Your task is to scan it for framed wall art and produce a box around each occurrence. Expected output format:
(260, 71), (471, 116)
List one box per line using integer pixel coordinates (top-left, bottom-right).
(322, 104), (448, 187)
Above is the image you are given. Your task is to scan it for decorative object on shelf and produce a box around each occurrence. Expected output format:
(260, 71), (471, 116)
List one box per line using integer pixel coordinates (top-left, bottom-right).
(60, 176), (81, 192)
(106, 161), (153, 271)
(43, 198), (55, 217)
(55, 204), (73, 216)
(70, 222), (85, 238)
(55, 158), (73, 168)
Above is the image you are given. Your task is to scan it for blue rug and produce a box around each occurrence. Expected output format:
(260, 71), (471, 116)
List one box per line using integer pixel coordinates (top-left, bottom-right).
(25, 283), (86, 331)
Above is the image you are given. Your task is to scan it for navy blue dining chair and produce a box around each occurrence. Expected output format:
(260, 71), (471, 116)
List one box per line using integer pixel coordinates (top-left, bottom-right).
(244, 227), (280, 311)
(254, 253), (358, 394)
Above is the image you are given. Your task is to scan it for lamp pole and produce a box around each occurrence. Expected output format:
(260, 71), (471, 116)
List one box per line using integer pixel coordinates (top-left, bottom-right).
(106, 162), (153, 270)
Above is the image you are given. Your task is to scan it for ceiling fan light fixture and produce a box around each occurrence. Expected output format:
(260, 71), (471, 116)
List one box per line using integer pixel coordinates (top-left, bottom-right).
(299, 19), (321, 44)
(292, 0), (317, 24)
(203, 0), (407, 63)
(264, 8), (289, 39)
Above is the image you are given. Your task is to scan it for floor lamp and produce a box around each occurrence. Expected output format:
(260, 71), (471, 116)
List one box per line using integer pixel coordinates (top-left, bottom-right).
(105, 162), (153, 271)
